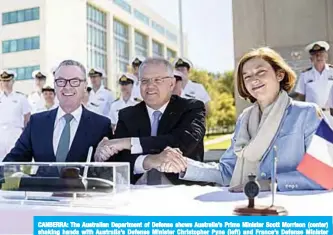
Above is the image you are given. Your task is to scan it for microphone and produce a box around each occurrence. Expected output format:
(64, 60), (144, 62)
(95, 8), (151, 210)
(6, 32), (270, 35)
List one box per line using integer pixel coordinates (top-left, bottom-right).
(83, 146), (93, 179)
(271, 145), (278, 207)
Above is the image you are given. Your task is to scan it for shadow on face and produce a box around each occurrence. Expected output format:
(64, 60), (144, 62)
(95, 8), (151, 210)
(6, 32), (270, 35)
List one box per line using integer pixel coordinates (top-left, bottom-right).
(35, 79), (46, 91)
(42, 91), (55, 104)
(120, 83), (133, 96)
(311, 51), (328, 66)
(140, 63), (175, 109)
(242, 57), (283, 104)
(0, 80), (14, 91)
(89, 75), (102, 88)
(54, 65), (87, 110)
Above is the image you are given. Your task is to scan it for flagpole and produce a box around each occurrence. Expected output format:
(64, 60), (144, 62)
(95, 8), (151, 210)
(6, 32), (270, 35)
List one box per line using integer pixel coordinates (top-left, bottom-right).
(178, 0), (184, 57)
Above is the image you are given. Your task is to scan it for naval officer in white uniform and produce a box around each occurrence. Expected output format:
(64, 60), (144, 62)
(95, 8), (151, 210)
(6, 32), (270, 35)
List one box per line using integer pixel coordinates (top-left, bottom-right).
(130, 56), (145, 102)
(87, 67), (115, 117)
(295, 41), (333, 117)
(34, 85), (58, 113)
(28, 70), (47, 114)
(109, 73), (139, 131)
(173, 57), (211, 116)
(0, 70), (31, 161)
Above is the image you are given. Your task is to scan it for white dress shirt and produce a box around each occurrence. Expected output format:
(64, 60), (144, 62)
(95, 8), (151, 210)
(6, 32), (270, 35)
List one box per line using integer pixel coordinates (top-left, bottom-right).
(52, 106), (82, 156)
(131, 102), (169, 174)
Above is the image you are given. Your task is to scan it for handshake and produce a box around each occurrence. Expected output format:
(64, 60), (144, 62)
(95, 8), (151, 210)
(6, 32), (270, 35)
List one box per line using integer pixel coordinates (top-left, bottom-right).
(94, 137), (188, 174)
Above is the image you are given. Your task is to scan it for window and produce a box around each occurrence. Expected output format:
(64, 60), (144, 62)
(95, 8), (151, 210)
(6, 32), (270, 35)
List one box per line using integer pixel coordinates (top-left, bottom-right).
(152, 21), (165, 35)
(166, 30), (178, 43)
(86, 4), (108, 74)
(152, 40), (164, 57)
(135, 31), (148, 57)
(134, 9), (149, 26)
(2, 7), (40, 25)
(113, 19), (130, 73)
(2, 36), (40, 53)
(113, 0), (131, 13)
(7, 65), (40, 80)
(167, 48), (176, 60)
(86, 4), (106, 27)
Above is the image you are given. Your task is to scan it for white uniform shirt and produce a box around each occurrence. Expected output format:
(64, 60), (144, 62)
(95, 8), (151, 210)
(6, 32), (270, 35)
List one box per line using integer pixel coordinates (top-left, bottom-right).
(88, 85), (115, 117)
(109, 96), (139, 125)
(34, 103), (58, 114)
(0, 91), (31, 129)
(181, 80), (211, 104)
(28, 91), (45, 114)
(131, 82), (143, 101)
(295, 64), (333, 108)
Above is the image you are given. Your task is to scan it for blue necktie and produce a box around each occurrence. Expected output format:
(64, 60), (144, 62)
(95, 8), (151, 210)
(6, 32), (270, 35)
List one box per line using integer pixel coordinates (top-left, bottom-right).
(56, 114), (74, 163)
(147, 111), (162, 185)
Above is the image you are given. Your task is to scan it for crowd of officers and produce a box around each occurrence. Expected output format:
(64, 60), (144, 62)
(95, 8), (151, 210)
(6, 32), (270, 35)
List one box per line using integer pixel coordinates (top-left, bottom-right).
(0, 56), (211, 161)
(2, 39), (333, 161)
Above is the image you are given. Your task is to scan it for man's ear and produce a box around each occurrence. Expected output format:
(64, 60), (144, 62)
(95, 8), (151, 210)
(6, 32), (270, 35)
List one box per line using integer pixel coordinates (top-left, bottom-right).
(276, 70), (285, 82)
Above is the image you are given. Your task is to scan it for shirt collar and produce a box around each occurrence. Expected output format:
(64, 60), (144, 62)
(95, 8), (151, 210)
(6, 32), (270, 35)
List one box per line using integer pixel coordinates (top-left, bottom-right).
(56, 105), (82, 123)
(92, 85), (104, 94)
(146, 102), (169, 120)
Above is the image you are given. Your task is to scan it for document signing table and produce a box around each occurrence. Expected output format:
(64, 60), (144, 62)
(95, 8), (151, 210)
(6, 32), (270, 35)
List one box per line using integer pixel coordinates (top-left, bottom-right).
(0, 185), (332, 234)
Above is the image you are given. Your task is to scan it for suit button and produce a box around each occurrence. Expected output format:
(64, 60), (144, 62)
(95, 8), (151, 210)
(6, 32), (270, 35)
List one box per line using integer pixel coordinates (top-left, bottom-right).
(261, 172), (266, 178)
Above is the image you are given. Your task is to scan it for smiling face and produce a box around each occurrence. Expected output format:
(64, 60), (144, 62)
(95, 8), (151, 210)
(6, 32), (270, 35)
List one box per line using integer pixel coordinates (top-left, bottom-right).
(242, 57), (284, 105)
(140, 62), (175, 110)
(54, 65), (86, 111)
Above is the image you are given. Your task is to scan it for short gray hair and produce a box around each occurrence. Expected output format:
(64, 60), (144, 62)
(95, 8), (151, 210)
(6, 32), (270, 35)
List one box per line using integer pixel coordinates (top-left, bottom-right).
(55, 60), (86, 79)
(138, 57), (173, 79)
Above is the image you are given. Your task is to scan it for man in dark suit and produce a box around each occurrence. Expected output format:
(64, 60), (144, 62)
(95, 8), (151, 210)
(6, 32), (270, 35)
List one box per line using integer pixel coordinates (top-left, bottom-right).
(95, 57), (206, 185)
(3, 60), (112, 164)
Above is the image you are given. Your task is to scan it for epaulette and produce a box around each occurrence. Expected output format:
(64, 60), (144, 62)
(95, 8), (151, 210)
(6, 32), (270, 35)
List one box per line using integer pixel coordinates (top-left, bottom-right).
(134, 98), (142, 102)
(329, 64), (333, 68)
(301, 67), (312, 73)
(15, 91), (25, 96)
(113, 98), (120, 102)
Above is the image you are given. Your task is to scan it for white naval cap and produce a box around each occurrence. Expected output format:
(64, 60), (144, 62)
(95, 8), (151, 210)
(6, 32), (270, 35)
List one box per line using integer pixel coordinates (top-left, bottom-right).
(32, 70), (47, 79)
(173, 57), (193, 69)
(131, 56), (146, 66)
(0, 69), (16, 80)
(173, 70), (183, 81)
(305, 41), (330, 54)
(88, 67), (105, 77)
(118, 73), (137, 84)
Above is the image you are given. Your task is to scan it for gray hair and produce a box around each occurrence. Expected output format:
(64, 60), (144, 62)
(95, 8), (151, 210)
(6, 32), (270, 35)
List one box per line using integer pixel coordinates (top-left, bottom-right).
(138, 57), (173, 79)
(55, 59), (87, 79)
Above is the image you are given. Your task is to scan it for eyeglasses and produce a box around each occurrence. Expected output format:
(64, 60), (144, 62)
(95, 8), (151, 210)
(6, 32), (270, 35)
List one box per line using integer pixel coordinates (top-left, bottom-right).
(55, 78), (85, 87)
(140, 76), (171, 85)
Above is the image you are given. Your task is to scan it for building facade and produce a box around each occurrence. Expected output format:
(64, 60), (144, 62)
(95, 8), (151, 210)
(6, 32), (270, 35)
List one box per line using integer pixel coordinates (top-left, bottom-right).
(0, 0), (184, 94)
(232, 0), (333, 116)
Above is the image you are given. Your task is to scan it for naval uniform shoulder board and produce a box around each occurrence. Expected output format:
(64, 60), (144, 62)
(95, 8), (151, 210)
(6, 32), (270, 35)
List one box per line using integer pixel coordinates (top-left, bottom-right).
(134, 98), (142, 102)
(113, 98), (120, 103)
(15, 91), (26, 97)
(301, 67), (312, 73)
(328, 64), (333, 68)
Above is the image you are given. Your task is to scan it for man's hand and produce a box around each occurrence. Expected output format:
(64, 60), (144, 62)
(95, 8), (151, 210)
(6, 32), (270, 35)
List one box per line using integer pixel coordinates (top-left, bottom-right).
(228, 179), (271, 193)
(143, 147), (187, 174)
(95, 137), (119, 162)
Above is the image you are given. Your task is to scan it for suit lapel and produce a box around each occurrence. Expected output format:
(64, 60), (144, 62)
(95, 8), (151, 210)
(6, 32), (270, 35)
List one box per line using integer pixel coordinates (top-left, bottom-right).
(137, 102), (151, 136)
(66, 106), (89, 162)
(158, 95), (182, 135)
(46, 108), (58, 161)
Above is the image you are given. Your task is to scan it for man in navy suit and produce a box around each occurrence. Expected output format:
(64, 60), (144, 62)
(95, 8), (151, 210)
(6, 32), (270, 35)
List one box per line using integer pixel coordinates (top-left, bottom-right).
(3, 60), (112, 164)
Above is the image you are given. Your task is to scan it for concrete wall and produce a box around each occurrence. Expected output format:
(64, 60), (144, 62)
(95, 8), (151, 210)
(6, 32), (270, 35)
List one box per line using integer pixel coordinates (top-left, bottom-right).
(232, 0), (333, 115)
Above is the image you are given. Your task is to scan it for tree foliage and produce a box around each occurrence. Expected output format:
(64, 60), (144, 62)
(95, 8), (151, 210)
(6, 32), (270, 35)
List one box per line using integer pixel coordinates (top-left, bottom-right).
(188, 69), (236, 133)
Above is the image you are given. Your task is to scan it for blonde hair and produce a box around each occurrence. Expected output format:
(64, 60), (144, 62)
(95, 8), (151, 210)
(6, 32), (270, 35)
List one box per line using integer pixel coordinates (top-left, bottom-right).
(235, 47), (296, 103)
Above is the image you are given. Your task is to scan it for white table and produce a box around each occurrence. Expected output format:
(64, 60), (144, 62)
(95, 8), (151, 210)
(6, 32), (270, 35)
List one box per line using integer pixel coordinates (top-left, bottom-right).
(0, 185), (332, 234)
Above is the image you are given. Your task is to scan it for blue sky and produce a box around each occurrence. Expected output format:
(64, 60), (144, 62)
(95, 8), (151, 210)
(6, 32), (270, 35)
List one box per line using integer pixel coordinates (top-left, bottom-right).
(141, 0), (234, 74)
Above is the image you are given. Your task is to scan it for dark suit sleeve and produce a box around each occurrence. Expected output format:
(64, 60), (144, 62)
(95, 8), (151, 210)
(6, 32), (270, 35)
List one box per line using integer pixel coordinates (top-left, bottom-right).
(3, 115), (34, 162)
(140, 100), (206, 159)
(111, 115), (141, 183)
